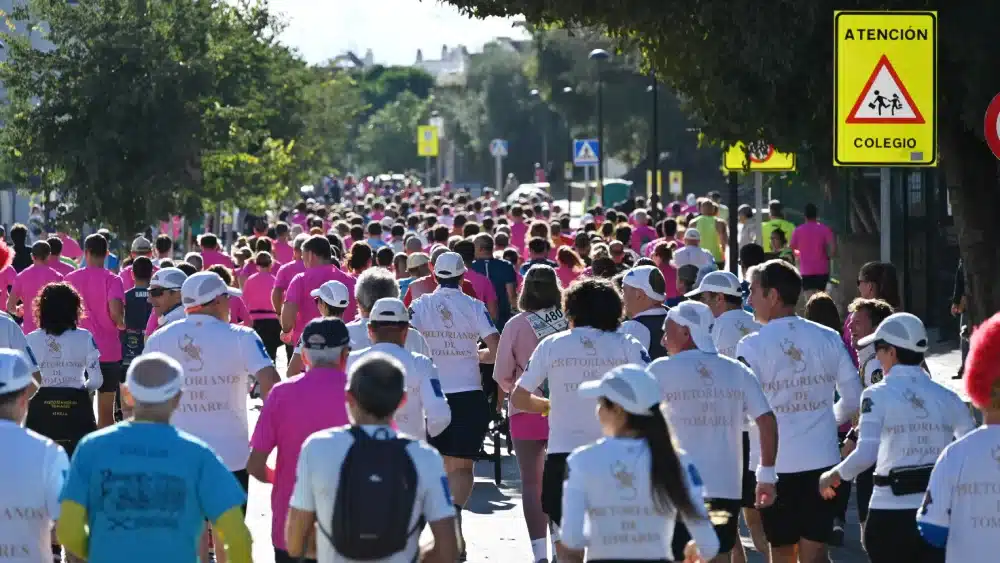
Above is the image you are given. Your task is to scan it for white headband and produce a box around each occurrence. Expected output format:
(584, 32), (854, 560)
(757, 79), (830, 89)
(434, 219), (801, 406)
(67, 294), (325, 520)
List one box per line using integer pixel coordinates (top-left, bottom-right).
(125, 354), (184, 403)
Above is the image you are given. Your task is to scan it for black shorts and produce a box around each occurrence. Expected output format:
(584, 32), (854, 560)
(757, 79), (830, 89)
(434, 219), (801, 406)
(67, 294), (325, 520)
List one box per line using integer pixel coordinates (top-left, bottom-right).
(741, 431), (757, 509)
(232, 469), (250, 515)
(801, 275), (830, 291)
(864, 508), (944, 563)
(856, 467), (875, 523)
(98, 361), (124, 393)
(760, 466), (835, 547)
(253, 318), (282, 362)
(672, 497), (740, 558)
(25, 387), (96, 458)
(540, 452), (571, 528)
(274, 548), (317, 563)
(427, 390), (490, 459)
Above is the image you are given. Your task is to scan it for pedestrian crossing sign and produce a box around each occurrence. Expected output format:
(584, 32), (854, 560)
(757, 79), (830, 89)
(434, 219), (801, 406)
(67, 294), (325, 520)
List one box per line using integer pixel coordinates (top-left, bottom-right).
(417, 125), (439, 157)
(573, 139), (600, 166)
(834, 11), (937, 167)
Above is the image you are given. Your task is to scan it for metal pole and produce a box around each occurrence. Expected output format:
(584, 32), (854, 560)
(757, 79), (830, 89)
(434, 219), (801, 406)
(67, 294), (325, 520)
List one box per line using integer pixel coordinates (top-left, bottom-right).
(754, 172), (764, 244)
(650, 71), (659, 206)
(542, 128), (548, 175)
(495, 155), (503, 194)
(596, 73), (605, 191)
(880, 167), (891, 261)
(425, 156), (431, 188)
(584, 166), (591, 208)
(728, 172), (739, 275)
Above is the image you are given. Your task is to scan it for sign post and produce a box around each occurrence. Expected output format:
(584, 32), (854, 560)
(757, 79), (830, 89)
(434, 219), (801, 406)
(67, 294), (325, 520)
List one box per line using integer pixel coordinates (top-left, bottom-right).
(489, 139), (508, 194)
(668, 171), (682, 196)
(573, 139), (600, 206)
(417, 125), (439, 187)
(722, 141), (796, 248)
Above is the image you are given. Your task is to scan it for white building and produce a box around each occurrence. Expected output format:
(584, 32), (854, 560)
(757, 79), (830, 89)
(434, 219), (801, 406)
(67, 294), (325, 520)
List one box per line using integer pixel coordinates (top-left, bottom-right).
(414, 45), (469, 87)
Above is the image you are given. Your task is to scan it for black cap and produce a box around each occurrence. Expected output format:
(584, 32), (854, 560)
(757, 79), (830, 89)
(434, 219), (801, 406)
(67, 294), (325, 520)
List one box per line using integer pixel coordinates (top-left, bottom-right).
(301, 318), (351, 350)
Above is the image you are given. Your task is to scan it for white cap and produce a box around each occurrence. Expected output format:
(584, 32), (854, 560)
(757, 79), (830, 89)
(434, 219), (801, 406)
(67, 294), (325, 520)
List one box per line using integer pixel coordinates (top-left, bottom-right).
(370, 298), (409, 323)
(686, 270), (742, 298)
(578, 365), (662, 415)
(310, 280), (350, 308)
(581, 213), (594, 224)
(380, 216), (394, 228)
(622, 265), (665, 301)
(131, 236), (152, 253)
(149, 267), (188, 290)
(665, 301), (717, 353)
(406, 253), (430, 270)
(684, 228), (701, 241)
(181, 272), (242, 308)
(857, 312), (928, 353)
(125, 353), (184, 403)
(433, 251), (467, 278)
(0, 349), (35, 394)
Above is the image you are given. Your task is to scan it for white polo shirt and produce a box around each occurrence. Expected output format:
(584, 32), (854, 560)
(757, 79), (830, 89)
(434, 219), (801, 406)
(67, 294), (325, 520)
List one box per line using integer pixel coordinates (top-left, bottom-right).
(25, 329), (103, 390)
(711, 308), (760, 360)
(289, 425), (455, 563)
(408, 287), (498, 394)
(672, 245), (715, 269)
(0, 312), (29, 353)
(145, 313), (274, 470)
(347, 342), (451, 438)
(345, 318), (430, 357)
(649, 349), (772, 499)
(151, 304), (186, 336)
(736, 315), (862, 473)
(917, 425), (1000, 562)
(0, 420), (69, 563)
(516, 327), (650, 454)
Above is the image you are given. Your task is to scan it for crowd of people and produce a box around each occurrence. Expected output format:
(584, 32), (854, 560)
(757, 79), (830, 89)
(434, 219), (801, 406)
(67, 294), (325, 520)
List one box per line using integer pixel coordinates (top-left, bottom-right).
(0, 185), (993, 563)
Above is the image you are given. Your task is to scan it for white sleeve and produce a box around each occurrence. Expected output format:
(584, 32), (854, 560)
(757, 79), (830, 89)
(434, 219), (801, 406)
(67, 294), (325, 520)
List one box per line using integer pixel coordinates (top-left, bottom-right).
(417, 356), (451, 437)
(240, 328), (274, 375)
(560, 453), (588, 550)
(916, 445), (956, 534)
(735, 336), (760, 375)
(626, 335), (651, 366)
(950, 395), (977, 438)
(832, 336), (862, 424)
(834, 387), (881, 481)
(678, 461), (720, 560)
(45, 444), (70, 520)
(739, 363), (772, 420)
(620, 321), (650, 352)
(407, 302), (427, 333)
(405, 329), (430, 357)
(288, 438), (316, 512)
(419, 447), (457, 523)
(473, 300), (499, 339)
(8, 320), (29, 356)
(84, 334), (104, 392)
(516, 337), (550, 392)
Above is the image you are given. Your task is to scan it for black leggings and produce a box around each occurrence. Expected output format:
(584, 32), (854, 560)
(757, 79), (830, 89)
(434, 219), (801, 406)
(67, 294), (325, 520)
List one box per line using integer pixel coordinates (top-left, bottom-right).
(252, 318), (282, 362)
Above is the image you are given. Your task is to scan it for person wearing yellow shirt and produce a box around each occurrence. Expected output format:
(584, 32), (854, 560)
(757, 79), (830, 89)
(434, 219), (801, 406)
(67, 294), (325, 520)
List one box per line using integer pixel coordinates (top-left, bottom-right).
(761, 200), (795, 253)
(691, 199), (728, 267)
(56, 353), (252, 563)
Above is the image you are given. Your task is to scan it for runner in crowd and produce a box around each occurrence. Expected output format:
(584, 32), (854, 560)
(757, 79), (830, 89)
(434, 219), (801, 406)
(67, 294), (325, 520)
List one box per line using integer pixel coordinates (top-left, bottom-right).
(346, 267), (429, 356)
(121, 256), (154, 419)
(8, 240), (63, 334)
(144, 267), (189, 338)
(45, 237), (75, 276)
(619, 265), (669, 357)
(244, 251), (282, 361)
(119, 236), (155, 291)
(280, 235), (357, 350)
(285, 279), (350, 376)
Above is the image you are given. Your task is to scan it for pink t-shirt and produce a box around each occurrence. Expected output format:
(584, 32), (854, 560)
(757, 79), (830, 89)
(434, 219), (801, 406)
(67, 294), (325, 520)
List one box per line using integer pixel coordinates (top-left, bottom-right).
(789, 220), (834, 276)
(12, 265), (63, 334)
(285, 265), (358, 342)
(631, 225), (657, 253)
(289, 212), (308, 228)
(658, 263), (680, 299)
(556, 265), (580, 289)
(250, 366), (349, 550)
(200, 249), (234, 270)
(493, 312), (550, 425)
(510, 221), (528, 253)
(48, 260), (75, 277)
(465, 269), (497, 304)
(238, 262), (257, 281)
(119, 263), (159, 292)
(273, 259), (305, 293)
(0, 265), (15, 308)
(243, 271), (277, 320)
(229, 295), (252, 326)
(65, 266), (124, 361)
(58, 234), (83, 260)
(273, 240), (294, 264)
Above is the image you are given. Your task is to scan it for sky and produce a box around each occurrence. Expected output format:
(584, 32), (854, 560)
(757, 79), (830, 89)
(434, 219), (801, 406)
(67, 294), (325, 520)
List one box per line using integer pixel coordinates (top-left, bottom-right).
(269, 0), (529, 66)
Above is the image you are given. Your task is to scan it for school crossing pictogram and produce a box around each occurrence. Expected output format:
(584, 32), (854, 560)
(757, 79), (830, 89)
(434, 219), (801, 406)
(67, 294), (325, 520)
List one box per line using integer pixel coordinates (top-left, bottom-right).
(846, 55), (925, 124)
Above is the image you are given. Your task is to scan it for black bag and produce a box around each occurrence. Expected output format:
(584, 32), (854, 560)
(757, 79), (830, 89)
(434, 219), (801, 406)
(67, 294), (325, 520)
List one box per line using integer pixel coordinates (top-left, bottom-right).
(322, 426), (423, 560)
(886, 464), (934, 496)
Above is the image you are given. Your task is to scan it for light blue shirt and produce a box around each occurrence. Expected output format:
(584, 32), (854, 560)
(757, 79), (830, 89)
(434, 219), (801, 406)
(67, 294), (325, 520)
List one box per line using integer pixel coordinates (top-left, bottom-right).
(60, 422), (247, 563)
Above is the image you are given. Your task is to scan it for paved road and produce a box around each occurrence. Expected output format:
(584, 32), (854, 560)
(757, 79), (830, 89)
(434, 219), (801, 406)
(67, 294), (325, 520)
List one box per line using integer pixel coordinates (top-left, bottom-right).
(243, 346), (965, 562)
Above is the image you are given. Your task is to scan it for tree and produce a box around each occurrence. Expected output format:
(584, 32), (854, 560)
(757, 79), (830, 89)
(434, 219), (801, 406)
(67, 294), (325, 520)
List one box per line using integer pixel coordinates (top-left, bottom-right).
(444, 0), (1000, 325)
(355, 91), (431, 173)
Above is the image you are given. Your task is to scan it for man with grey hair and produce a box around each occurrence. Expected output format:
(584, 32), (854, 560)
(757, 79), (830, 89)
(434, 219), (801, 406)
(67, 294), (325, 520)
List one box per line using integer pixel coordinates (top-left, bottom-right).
(404, 235), (423, 255)
(347, 267), (429, 356)
(57, 353), (253, 563)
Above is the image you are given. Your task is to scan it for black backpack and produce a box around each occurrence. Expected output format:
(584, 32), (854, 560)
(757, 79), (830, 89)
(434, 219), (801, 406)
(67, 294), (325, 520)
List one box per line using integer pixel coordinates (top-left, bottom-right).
(322, 426), (423, 560)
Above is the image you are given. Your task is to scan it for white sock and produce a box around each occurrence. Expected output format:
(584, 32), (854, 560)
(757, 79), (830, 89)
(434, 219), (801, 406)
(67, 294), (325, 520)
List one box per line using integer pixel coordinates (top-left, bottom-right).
(531, 538), (547, 562)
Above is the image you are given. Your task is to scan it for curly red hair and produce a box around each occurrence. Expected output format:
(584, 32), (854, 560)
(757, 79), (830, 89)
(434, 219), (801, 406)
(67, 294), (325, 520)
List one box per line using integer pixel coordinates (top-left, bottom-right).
(0, 239), (11, 270)
(965, 312), (1000, 409)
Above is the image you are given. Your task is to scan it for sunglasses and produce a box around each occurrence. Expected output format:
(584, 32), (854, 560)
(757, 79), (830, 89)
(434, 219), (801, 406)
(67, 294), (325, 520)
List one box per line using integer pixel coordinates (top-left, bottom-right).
(149, 287), (172, 298)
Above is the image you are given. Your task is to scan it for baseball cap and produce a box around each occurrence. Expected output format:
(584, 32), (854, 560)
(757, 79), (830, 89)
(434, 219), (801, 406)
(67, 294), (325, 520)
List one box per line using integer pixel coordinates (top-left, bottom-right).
(131, 236), (152, 253)
(578, 365), (662, 415)
(370, 298), (410, 323)
(149, 267), (188, 290)
(686, 270), (742, 298)
(301, 318), (351, 350)
(622, 266), (666, 301)
(310, 280), (350, 308)
(857, 312), (928, 353)
(380, 216), (394, 228)
(407, 252), (430, 270)
(665, 301), (717, 353)
(181, 272), (242, 308)
(684, 228), (701, 241)
(0, 349), (35, 395)
(433, 251), (467, 278)
(124, 352), (183, 403)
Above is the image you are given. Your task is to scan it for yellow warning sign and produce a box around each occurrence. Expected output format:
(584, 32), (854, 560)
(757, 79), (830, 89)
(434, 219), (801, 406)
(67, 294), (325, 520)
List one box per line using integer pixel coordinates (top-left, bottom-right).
(834, 11), (937, 167)
(722, 141), (796, 172)
(417, 125), (439, 157)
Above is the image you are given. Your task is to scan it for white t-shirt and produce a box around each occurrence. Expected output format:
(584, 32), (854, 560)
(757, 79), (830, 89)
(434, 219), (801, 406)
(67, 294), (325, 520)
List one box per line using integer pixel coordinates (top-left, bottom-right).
(25, 329), (103, 391)
(516, 327), (650, 454)
(711, 309), (760, 360)
(917, 425), (1000, 563)
(346, 342), (451, 438)
(834, 365), (975, 510)
(0, 312), (29, 354)
(289, 425), (456, 563)
(145, 313), (273, 470)
(649, 349), (772, 499)
(408, 287), (498, 393)
(672, 245), (715, 269)
(736, 316), (861, 473)
(0, 420), (69, 563)
(858, 344), (884, 387)
(560, 437), (719, 561)
(619, 308), (666, 351)
(345, 317), (430, 357)
(151, 304), (186, 336)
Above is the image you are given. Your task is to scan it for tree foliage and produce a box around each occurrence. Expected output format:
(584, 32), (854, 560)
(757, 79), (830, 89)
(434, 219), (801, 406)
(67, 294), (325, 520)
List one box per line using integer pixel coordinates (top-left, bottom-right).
(355, 91), (431, 174)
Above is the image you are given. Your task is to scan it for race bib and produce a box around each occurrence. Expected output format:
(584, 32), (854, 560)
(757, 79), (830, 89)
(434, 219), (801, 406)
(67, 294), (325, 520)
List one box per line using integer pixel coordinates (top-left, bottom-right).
(528, 308), (569, 340)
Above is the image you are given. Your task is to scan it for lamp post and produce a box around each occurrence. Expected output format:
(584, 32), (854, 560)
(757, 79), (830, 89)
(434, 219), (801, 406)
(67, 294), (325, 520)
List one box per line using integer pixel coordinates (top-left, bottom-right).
(429, 111), (444, 185)
(646, 70), (659, 208)
(529, 89), (548, 174)
(588, 48), (610, 192)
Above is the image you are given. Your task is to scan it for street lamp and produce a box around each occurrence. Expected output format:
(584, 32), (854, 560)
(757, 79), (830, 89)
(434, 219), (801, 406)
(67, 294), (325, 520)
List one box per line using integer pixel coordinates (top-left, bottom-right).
(588, 48), (610, 191)
(528, 89), (548, 172)
(647, 71), (660, 206)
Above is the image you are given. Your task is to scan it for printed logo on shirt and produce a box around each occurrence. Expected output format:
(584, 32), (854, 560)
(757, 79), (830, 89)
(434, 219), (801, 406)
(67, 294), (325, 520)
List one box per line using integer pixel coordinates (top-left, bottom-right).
(991, 446), (1000, 468)
(179, 334), (204, 372)
(903, 389), (929, 419)
(640, 349), (651, 364)
(440, 476), (453, 505)
(870, 368), (883, 384)
(687, 463), (704, 487)
(580, 336), (597, 356)
(46, 337), (62, 358)
(610, 461), (637, 500)
(696, 362), (715, 386)
(780, 339), (806, 373)
(437, 304), (455, 328)
(861, 397), (873, 414)
(429, 378), (444, 398)
(736, 321), (752, 337)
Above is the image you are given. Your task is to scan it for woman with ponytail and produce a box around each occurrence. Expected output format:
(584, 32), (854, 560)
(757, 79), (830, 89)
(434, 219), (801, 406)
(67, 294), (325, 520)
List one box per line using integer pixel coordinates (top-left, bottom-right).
(558, 365), (719, 563)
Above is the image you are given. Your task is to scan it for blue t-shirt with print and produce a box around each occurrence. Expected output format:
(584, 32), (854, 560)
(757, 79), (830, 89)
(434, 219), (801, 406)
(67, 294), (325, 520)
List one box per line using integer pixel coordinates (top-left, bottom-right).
(472, 257), (517, 331)
(60, 422), (247, 563)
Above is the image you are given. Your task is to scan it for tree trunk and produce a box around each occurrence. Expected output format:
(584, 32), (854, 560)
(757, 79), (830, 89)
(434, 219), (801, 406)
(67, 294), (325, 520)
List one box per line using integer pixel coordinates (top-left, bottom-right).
(940, 124), (1000, 327)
